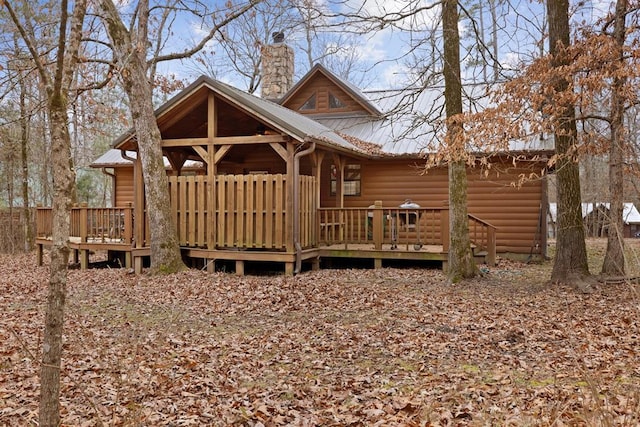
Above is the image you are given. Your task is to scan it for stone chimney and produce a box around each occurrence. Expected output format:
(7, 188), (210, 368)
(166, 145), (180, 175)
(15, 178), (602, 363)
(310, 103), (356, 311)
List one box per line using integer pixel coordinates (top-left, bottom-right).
(261, 31), (294, 101)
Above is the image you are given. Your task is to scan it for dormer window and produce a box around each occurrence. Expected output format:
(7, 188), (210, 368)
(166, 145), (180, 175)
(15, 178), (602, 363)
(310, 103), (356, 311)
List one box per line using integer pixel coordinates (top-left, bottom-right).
(299, 93), (317, 111)
(329, 92), (346, 109)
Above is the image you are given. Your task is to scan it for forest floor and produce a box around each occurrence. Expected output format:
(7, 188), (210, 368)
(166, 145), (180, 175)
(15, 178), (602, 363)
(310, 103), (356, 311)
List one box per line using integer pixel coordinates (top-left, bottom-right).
(2, 238), (640, 426)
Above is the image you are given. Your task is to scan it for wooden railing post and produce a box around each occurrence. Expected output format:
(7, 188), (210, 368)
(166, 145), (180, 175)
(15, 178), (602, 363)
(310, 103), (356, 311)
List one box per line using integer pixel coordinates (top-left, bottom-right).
(79, 202), (88, 243)
(35, 204), (43, 237)
(124, 203), (133, 244)
(372, 200), (383, 250)
(487, 226), (497, 266)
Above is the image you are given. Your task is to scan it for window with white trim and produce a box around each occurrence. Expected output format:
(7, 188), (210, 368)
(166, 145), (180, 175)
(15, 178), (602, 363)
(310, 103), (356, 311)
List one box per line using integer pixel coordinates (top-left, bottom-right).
(330, 163), (361, 196)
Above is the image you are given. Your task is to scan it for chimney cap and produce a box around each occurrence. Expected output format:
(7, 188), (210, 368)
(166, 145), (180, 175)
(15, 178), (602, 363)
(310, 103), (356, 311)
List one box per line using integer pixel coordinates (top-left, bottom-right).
(272, 31), (285, 43)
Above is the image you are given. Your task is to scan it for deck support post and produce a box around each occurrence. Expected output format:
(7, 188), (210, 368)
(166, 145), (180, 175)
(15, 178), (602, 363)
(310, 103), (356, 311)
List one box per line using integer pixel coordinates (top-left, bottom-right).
(374, 258), (382, 269)
(36, 244), (44, 266)
(79, 249), (89, 270)
(285, 262), (294, 276)
(206, 259), (215, 273)
(134, 256), (143, 274)
(125, 252), (132, 269)
(235, 260), (244, 275)
(311, 257), (320, 271)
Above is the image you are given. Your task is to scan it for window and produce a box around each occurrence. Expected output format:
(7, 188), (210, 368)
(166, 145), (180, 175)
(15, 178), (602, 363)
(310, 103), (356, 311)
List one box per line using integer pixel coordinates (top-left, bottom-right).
(299, 93), (317, 111)
(330, 164), (361, 196)
(329, 92), (346, 109)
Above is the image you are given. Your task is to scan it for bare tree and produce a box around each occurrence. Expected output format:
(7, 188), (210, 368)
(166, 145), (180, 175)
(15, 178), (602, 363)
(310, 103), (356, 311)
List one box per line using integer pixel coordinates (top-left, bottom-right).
(97, 0), (260, 274)
(547, 0), (592, 287)
(17, 61), (33, 250)
(443, 0), (477, 282)
(190, 0), (297, 93)
(3, 0), (88, 424)
(601, 0), (629, 276)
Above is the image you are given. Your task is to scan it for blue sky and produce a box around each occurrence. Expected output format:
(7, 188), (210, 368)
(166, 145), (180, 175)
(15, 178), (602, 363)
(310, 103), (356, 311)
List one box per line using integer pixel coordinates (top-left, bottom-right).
(154, 0), (618, 93)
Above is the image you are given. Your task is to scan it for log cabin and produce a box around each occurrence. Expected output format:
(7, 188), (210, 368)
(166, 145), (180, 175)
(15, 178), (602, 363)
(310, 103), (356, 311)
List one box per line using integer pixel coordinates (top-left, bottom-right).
(35, 36), (552, 274)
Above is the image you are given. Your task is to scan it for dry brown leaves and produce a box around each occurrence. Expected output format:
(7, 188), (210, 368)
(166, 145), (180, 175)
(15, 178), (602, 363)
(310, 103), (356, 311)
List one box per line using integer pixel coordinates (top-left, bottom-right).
(2, 242), (640, 426)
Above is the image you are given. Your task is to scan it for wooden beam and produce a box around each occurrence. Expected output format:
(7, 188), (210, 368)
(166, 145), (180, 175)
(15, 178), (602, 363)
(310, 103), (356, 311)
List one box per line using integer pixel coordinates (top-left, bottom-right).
(313, 151), (325, 209)
(332, 154), (344, 208)
(158, 87), (209, 130)
(270, 142), (288, 161)
(214, 135), (287, 145)
(162, 137), (209, 147)
(286, 143), (295, 252)
(163, 135), (288, 148)
(208, 93), (217, 142)
(165, 151), (186, 174)
(214, 145), (232, 164)
(193, 146), (208, 164)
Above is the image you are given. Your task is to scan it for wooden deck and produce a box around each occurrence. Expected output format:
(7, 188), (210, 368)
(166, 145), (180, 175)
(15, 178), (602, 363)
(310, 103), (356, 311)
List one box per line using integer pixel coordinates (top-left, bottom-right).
(35, 200), (496, 275)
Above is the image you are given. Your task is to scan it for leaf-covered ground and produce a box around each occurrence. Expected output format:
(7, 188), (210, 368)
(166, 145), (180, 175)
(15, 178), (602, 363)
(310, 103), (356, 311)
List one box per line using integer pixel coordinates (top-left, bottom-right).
(2, 239), (640, 426)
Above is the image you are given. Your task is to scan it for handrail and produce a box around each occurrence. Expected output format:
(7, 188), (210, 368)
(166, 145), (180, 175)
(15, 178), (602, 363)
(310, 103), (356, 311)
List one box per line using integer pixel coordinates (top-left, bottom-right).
(318, 203), (497, 265)
(467, 214), (497, 265)
(36, 205), (134, 245)
(36, 201), (497, 266)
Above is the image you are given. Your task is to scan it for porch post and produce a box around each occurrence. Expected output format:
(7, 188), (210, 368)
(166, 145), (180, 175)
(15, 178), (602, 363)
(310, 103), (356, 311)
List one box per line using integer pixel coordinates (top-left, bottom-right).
(312, 151), (325, 247)
(207, 92), (217, 257)
(286, 143), (295, 270)
(312, 151), (325, 209)
(79, 203), (89, 270)
(372, 200), (384, 250)
(332, 154), (345, 208)
(207, 145), (216, 251)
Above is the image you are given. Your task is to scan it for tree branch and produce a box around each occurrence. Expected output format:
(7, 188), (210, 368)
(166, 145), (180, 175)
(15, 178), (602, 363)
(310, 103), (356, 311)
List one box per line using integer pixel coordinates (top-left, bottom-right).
(151, 0), (262, 65)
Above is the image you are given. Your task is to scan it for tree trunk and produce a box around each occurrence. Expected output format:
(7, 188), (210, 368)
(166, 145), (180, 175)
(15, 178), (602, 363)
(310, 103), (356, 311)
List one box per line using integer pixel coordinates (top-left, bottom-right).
(99, 0), (186, 274)
(39, 101), (74, 426)
(601, 0), (627, 277)
(547, 0), (591, 286)
(124, 65), (185, 273)
(443, 0), (476, 283)
(18, 71), (34, 251)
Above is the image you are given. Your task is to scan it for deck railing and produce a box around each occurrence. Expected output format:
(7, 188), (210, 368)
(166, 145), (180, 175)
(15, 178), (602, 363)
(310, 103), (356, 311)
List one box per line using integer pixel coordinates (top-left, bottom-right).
(36, 204), (134, 245)
(36, 198), (495, 265)
(318, 202), (496, 264)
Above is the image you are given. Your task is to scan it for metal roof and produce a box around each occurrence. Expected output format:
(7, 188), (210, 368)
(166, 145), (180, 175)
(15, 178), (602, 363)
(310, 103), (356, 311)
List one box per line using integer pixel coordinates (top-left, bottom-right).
(101, 74), (554, 169)
(314, 84), (555, 156)
(91, 149), (203, 169)
(91, 150), (136, 167)
(548, 202), (640, 224)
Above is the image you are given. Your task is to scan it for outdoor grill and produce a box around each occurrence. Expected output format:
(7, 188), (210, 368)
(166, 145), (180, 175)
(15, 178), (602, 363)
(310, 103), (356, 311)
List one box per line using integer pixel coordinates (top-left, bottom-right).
(391, 199), (423, 250)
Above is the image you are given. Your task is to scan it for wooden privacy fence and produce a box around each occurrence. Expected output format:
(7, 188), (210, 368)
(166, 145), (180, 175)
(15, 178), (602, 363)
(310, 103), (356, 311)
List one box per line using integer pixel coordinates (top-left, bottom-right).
(168, 174), (316, 250)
